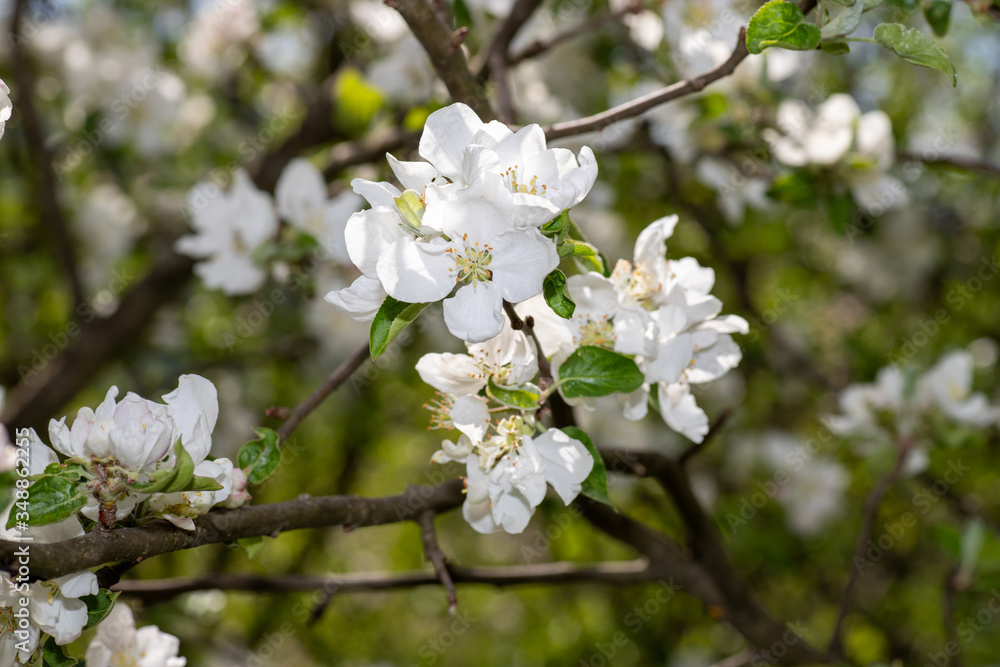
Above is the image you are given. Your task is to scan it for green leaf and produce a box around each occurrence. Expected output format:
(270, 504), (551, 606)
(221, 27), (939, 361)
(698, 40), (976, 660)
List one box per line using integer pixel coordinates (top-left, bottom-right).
(237, 427), (283, 485)
(237, 536), (265, 559)
(767, 172), (816, 204)
(820, 41), (851, 54)
(557, 239), (598, 259)
(540, 211), (570, 243)
(84, 589), (121, 630)
(873, 22), (956, 86)
(42, 461), (90, 483)
(561, 427), (613, 506)
(557, 346), (645, 399)
(128, 464), (179, 494)
(543, 270), (575, 319)
(452, 0), (473, 27)
(0, 471), (16, 514)
(6, 475), (87, 529)
(161, 441), (196, 494)
(184, 476), (225, 492)
(370, 296), (429, 359)
(746, 1), (822, 54)
(394, 190), (426, 230)
(924, 0), (952, 37)
(42, 636), (78, 666)
(821, 0), (864, 39)
(486, 377), (541, 410)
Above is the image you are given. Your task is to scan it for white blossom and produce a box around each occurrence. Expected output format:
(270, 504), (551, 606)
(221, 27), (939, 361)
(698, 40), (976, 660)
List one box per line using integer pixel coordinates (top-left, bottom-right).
(0, 79), (10, 141)
(86, 604), (186, 667)
(175, 170), (278, 295)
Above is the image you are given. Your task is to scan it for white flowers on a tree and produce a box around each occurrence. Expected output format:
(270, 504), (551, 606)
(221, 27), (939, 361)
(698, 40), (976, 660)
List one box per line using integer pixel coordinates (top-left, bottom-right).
(417, 326), (593, 534)
(763, 93), (907, 214)
(86, 604), (186, 667)
(36, 374), (235, 529)
(176, 169), (278, 295)
(275, 158), (363, 265)
(325, 102), (596, 342)
(520, 215), (747, 442)
(0, 79), (10, 141)
(830, 350), (998, 473)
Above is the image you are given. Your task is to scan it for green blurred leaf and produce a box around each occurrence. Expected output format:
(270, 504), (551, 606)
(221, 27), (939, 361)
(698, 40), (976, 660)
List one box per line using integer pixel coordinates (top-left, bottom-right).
(562, 427), (613, 506)
(543, 270), (576, 319)
(747, 1), (822, 54)
(370, 296), (428, 359)
(924, 0), (952, 37)
(820, 41), (851, 54)
(558, 346), (644, 399)
(333, 68), (383, 131)
(237, 535), (265, 559)
(874, 22), (956, 86)
(237, 427), (283, 485)
(452, 0), (473, 27)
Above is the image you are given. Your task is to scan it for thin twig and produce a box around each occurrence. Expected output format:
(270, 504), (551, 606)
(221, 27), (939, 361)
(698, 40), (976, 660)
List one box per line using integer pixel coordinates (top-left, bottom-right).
(828, 444), (911, 659)
(418, 510), (458, 612)
(275, 342), (371, 444)
(898, 151), (1000, 178)
(111, 559), (654, 604)
(542, 0), (817, 141)
(677, 409), (733, 467)
(508, 4), (641, 66)
(475, 0), (545, 77)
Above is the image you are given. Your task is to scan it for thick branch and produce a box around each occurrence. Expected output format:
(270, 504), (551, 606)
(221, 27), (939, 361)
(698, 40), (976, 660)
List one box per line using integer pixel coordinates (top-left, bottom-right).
(385, 0), (493, 118)
(0, 481), (464, 581)
(595, 450), (827, 665)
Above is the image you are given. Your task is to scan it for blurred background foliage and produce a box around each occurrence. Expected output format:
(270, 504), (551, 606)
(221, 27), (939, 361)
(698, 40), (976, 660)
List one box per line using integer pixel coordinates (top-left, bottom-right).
(2, 0), (1000, 664)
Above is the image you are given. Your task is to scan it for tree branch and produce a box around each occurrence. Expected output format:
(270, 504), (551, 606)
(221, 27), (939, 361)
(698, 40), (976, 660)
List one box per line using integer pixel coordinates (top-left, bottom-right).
(0, 480), (465, 581)
(828, 444), (910, 659)
(111, 559), (655, 604)
(276, 342), (371, 444)
(898, 151), (1000, 179)
(417, 510), (458, 612)
(508, 3), (641, 66)
(9, 0), (86, 313)
(385, 0), (493, 119)
(475, 0), (545, 77)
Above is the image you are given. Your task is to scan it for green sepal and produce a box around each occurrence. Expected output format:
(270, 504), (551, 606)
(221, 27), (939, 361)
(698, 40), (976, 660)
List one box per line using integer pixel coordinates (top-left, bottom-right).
(486, 377), (542, 411)
(561, 426), (613, 507)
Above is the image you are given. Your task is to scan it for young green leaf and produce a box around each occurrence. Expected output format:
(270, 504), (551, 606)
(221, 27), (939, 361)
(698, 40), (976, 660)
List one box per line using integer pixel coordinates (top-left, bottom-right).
(557, 346), (645, 399)
(160, 440), (196, 494)
(6, 475), (87, 529)
(821, 0), (864, 39)
(873, 22), (956, 86)
(543, 269), (575, 319)
(370, 296), (429, 359)
(557, 239), (598, 259)
(84, 589), (121, 630)
(236, 535), (265, 559)
(561, 427), (613, 506)
(237, 427), (283, 485)
(540, 210), (570, 243)
(486, 376), (541, 410)
(42, 636), (78, 667)
(747, 1), (822, 54)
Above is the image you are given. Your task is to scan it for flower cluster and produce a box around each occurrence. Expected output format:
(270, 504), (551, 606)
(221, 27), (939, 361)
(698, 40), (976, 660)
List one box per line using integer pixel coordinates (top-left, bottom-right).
(326, 103), (597, 343)
(176, 160), (361, 296)
(763, 93), (906, 214)
(830, 349), (1000, 471)
(417, 323), (594, 533)
(520, 216), (748, 442)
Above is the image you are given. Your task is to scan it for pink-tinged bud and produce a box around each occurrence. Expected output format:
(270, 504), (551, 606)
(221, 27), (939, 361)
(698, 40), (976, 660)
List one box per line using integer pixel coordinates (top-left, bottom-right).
(220, 467), (252, 509)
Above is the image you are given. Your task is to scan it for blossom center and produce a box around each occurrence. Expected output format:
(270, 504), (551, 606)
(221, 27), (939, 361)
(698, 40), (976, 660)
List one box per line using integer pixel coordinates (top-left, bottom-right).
(448, 236), (493, 283)
(502, 165), (548, 196)
(575, 316), (616, 349)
